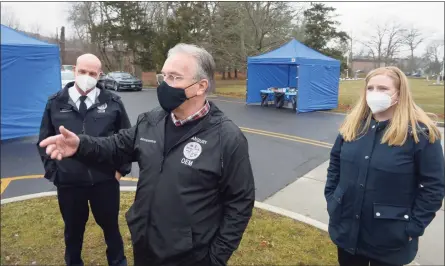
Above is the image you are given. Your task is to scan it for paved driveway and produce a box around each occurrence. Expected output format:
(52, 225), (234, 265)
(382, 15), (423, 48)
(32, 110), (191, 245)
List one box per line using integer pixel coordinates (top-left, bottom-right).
(1, 90), (344, 201)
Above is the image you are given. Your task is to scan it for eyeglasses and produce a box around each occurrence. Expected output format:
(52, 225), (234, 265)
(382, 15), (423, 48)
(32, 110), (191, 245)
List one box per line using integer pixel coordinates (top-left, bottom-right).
(162, 74), (185, 83)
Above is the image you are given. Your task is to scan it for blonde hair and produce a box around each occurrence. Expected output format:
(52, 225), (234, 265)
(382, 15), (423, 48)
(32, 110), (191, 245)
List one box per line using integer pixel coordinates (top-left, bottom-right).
(339, 66), (441, 146)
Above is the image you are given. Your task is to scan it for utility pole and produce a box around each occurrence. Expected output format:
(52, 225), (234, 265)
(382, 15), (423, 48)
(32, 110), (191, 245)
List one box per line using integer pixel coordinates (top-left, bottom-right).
(349, 30), (354, 79)
(60, 26), (66, 65)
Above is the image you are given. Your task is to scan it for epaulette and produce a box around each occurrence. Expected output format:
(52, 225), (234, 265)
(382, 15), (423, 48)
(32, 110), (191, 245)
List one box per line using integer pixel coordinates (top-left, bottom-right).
(48, 91), (60, 100)
(111, 94), (121, 102)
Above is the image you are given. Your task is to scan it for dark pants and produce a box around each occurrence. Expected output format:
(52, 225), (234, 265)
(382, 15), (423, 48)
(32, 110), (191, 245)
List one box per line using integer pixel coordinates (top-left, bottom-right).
(338, 247), (402, 266)
(57, 180), (126, 266)
(133, 245), (211, 266)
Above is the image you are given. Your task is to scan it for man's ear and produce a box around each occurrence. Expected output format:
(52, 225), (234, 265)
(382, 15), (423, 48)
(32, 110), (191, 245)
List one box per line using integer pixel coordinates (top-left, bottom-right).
(196, 80), (209, 96)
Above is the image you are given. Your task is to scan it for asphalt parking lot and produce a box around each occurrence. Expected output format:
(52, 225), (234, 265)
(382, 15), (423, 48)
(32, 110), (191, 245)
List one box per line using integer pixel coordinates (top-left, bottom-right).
(1, 89), (344, 201)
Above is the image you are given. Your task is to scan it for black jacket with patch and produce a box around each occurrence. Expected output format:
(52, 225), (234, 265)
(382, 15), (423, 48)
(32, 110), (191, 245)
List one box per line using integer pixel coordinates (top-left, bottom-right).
(73, 102), (255, 265)
(37, 81), (132, 187)
(325, 119), (444, 265)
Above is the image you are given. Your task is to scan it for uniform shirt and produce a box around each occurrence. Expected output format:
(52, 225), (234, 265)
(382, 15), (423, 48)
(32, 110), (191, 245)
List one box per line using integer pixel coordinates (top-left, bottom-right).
(68, 86), (100, 109)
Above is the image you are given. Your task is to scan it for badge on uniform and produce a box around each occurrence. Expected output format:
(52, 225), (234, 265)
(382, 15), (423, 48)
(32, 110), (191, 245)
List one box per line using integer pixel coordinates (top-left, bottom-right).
(97, 103), (107, 113)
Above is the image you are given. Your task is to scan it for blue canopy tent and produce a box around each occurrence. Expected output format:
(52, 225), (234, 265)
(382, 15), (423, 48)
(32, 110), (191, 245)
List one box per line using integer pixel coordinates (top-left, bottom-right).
(246, 39), (341, 113)
(1, 24), (61, 140)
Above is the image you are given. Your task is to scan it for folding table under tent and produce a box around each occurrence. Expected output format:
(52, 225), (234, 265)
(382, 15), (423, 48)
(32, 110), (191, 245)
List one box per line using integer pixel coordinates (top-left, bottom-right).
(246, 38), (341, 113)
(1, 24), (61, 140)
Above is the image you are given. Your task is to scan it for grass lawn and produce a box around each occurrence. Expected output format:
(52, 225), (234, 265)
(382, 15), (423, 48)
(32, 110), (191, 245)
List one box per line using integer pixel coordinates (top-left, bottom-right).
(215, 79), (444, 120)
(1, 192), (338, 265)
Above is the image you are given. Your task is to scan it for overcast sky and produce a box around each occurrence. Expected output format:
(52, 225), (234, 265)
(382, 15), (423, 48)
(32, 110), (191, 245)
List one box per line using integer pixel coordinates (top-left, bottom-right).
(1, 1), (444, 57)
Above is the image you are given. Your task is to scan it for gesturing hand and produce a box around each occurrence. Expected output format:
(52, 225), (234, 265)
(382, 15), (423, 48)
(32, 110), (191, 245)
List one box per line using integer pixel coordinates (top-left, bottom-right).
(39, 126), (80, 160)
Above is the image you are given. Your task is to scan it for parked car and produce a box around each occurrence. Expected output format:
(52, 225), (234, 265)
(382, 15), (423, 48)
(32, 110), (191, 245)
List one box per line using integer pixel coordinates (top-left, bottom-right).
(102, 71), (143, 91)
(97, 73), (106, 88)
(61, 70), (75, 89)
(61, 65), (75, 71)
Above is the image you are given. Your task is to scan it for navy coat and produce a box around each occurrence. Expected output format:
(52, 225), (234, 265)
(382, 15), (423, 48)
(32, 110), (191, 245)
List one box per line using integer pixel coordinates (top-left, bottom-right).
(325, 119), (444, 265)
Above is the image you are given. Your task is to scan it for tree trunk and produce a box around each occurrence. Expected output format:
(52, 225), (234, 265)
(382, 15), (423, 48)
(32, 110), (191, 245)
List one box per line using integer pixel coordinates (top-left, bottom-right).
(163, 2), (168, 30)
(228, 68), (232, 79)
(222, 71), (226, 80)
(234, 68), (238, 79)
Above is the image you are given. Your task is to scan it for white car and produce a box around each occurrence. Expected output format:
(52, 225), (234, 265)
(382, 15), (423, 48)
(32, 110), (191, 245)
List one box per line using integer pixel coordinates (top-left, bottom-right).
(61, 70), (75, 89)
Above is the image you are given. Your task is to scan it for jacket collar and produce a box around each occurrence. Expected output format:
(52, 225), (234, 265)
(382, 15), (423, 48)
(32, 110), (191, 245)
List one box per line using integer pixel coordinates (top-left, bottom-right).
(58, 81), (113, 107)
(371, 117), (390, 131)
(147, 101), (226, 128)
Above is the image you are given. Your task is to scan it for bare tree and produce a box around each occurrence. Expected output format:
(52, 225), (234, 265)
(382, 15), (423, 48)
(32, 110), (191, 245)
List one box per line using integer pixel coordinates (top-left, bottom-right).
(383, 22), (406, 65)
(28, 22), (42, 35)
(402, 27), (425, 72)
(361, 24), (387, 68)
(67, 2), (115, 71)
(423, 39), (444, 75)
(425, 39), (444, 61)
(361, 21), (406, 67)
(1, 4), (21, 30)
(243, 2), (294, 52)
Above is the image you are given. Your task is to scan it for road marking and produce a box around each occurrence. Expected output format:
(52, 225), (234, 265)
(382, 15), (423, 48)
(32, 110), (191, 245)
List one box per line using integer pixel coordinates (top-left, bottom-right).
(318, 111), (346, 116)
(121, 177), (138, 182)
(1, 179), (11, 194)
(240, 127), (333, 148)
(0, 128), (332, 195)
(242, 129), (332, 149)
(0, 175), (138, 195)
(212, 98), (245, 104)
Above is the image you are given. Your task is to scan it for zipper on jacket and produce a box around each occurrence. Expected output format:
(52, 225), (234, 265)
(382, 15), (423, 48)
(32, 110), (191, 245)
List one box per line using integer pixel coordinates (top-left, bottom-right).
(87, 169), (94, 186)
(159, 156), (164, 172)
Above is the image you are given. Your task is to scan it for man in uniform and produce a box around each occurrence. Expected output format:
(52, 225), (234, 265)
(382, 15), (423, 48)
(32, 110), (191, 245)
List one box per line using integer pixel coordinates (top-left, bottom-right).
(37, 54), (131, 266)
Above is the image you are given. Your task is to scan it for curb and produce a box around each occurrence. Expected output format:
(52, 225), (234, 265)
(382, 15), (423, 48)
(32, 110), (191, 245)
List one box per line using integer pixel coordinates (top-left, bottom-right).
(254, 201), (329, 232)
(0, 188), (329, 234)
(0, 186), (137, 205)
(0, 187), (421, 266)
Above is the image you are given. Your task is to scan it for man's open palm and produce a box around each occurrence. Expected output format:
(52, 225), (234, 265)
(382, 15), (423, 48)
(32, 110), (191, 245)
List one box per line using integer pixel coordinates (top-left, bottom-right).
(39, 126), (80, 160)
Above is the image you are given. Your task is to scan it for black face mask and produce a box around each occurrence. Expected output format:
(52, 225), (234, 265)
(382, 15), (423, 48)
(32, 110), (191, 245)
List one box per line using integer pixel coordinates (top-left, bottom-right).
(156, 81), (198, 113)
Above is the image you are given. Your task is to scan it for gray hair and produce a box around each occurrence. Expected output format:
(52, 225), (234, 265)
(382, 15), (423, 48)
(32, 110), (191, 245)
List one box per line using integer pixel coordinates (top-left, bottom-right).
(167, 43), (216, 93)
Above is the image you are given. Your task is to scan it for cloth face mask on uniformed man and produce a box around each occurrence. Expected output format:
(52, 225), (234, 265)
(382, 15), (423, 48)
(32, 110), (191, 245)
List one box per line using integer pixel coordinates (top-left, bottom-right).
(366, 91), (398, 114)
(76, 75), (98, 92)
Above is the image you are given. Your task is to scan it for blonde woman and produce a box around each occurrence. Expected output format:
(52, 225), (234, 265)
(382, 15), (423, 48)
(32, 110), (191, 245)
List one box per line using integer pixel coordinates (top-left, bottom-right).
(325, 66), (444, 266)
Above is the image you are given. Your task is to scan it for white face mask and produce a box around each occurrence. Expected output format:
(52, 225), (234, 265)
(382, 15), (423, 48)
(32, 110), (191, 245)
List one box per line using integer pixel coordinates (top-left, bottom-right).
(75, 74), (97, 92)
(366, 91), (398, 114)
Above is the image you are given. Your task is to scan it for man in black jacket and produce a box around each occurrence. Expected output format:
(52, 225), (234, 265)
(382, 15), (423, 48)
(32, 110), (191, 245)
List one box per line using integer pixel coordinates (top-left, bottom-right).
(39, 44), (255, 266)
(37, 54), (131, 266)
